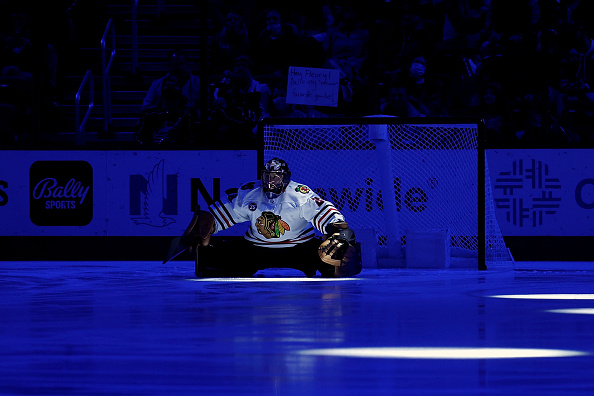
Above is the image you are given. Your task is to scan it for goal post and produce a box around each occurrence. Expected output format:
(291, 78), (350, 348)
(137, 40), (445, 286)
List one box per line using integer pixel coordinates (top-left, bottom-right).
(257, 117), (513, 270)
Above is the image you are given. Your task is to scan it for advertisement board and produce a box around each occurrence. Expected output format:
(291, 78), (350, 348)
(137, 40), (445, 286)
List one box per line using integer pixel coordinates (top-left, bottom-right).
(0, 150), (257, 236)
(488, 149), (594, 236)
(3, 149), (594, 238)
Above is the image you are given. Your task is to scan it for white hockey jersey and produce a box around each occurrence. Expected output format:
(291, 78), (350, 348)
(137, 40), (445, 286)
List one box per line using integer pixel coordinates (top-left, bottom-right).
(208, 180), (346, 248)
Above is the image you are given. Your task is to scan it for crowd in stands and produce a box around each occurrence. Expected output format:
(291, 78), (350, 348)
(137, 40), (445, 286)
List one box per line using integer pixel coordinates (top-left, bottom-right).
(201, 0), (594, 148)
(2, 0), (594, 148)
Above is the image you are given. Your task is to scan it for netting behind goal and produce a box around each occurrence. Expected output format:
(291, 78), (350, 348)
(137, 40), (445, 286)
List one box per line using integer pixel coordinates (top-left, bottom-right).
(260, 118), (513, 269)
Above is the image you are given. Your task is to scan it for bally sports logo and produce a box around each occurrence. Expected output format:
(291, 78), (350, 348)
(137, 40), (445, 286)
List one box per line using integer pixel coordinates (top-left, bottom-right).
(29, 161), (93, 226)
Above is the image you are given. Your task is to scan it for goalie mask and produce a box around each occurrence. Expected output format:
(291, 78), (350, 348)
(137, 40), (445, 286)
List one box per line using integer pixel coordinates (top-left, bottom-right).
(262, 158), (291, 199)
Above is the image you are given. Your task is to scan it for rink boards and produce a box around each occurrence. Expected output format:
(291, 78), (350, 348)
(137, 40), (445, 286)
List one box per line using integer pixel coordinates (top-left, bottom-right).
(1, 149), (594, 236)
(1, 149), (594, 262)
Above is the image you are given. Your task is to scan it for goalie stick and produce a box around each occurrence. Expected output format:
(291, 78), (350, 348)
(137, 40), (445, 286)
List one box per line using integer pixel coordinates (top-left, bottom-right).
(162, 204), (202, 265)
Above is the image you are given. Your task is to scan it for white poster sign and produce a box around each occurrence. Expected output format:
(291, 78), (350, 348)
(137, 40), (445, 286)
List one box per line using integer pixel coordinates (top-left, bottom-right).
(286, 67), (340, 107)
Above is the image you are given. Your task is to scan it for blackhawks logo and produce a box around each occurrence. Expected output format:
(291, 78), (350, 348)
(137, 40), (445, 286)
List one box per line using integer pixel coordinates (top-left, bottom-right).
(295, 184), (310, 194)
(256, 211), (290, 238)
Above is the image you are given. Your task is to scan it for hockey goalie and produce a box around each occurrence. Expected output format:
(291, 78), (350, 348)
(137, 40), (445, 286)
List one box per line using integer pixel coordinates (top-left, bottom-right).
(166, 158), (362, 278)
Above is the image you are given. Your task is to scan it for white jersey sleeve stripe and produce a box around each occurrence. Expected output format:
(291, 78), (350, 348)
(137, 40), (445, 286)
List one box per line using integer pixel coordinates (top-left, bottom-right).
(210, 202), (235, 230)
(319, 210), (341, 234)
(312, 203), (332, 230)
(217, 201), (236, 225)
(314, 205), (339, 232)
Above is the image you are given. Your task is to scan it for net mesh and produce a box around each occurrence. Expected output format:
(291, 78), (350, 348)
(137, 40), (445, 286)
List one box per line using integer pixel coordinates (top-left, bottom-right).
(263, 121), (513, 266)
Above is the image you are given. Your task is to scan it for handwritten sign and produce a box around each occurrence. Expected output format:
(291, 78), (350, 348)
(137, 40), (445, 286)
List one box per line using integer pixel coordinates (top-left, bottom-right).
(286, 67), (339, 107)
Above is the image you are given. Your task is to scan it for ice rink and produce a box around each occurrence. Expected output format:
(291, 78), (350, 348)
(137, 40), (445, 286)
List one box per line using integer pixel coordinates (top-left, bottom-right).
(2, 261), (594, 395)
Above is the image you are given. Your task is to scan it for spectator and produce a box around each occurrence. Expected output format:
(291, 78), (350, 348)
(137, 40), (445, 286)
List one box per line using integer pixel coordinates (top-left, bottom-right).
(424, 76), (452, 117)
(137, 50), (200, 145)
(560, 24), (594, 108)
(251, 9), (300, 76)
(136, 75), (194, 146)
(212, 12), (250, 74)
(142, 50), (200, 113)
(1, 11), (35, 75)
(380, 85), (429, 118)
(213, 55), (271, 117)
(377, 2), (436, 73)
(429, 0), (490, 85)
(438, 0), (491, 51)
(384, 56), (430, 104)
(472, 82), (514, 145)
(559, 24), (594, 143)
(326, 57), (369, 116)
(314, 4), (370, 74)
(209, 55), (271, 146)
(269, 84), (306, 118)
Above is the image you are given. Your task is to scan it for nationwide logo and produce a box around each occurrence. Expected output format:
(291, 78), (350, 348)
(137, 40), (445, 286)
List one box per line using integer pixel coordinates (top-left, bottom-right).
(29, 161), (93, 226)
(130, 159), (176, 227)
(129, 159), (224, 227)
(493, 159), (561, 227)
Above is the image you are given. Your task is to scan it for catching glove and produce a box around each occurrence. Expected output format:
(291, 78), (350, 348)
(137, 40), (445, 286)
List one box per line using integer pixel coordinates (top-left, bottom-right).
(318, 222), (356, 266)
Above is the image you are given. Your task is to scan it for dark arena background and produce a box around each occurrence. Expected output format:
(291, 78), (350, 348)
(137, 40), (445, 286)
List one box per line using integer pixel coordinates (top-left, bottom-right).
(2, 1), (594, 394)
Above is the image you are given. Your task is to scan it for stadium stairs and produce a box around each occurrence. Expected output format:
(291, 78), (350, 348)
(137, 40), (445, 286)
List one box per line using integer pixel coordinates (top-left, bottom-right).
(41, 0), (207, 149)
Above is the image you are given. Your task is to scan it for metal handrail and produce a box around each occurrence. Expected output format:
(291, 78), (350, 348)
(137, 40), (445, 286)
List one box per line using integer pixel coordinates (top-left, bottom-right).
(101, 18), (116, 133)
(75, 70), (94, 146)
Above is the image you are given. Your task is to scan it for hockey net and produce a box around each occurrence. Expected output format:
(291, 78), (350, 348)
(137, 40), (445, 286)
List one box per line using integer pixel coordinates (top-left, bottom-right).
(260, 118), (513, 269)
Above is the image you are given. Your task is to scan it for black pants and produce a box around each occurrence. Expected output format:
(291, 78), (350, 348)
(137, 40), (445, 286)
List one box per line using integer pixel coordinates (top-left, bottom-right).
(196, 237), (361, 278)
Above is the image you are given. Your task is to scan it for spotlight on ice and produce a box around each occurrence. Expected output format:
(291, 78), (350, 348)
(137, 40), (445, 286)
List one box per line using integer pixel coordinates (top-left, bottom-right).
(297, 347), (587, 359)
(187, 277), (360, 282)
(547, 308), (594, 315)
(488, 294), (594, 300)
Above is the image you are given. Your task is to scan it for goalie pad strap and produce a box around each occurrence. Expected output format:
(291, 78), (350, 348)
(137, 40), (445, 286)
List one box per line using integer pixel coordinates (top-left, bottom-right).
(325, 221), (349, 236)
(325, 226), (355, 245)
